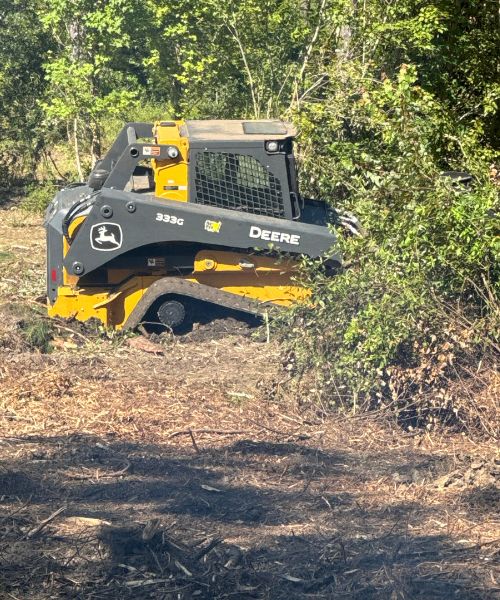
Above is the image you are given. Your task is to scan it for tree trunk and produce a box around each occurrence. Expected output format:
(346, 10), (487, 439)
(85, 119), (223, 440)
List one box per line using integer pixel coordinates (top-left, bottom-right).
(73, 118), (84, 181)
(90, 124), (101, 169)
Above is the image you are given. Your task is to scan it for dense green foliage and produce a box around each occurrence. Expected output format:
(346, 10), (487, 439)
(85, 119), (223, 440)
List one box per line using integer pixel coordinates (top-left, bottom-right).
(0, 0), (50, 184)
(1, 0), (498, 177)
(0, 0), (498, 426)
(281, 2), (499, 426)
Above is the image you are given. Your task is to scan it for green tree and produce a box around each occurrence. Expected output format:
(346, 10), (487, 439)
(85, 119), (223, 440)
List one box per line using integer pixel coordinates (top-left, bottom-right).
(143, 0), (333, 118)
(280, 0), (499, 426)
(0, 0), (50, 186)
(39, 0), (149, 177)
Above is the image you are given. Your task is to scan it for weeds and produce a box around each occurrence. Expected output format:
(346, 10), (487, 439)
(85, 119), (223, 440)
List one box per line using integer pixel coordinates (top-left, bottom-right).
(19, 316), (54, 352)
(0, 251), (13, 262)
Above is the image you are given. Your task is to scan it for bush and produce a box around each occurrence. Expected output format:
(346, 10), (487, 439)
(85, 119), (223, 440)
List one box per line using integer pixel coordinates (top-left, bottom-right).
(278, 64), (499, 432)
(20, 181), (58, 213)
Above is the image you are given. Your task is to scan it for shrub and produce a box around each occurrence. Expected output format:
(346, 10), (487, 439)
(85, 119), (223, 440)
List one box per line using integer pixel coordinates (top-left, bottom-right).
(278, 64), (499, 432)
(20, 181), (58, 213)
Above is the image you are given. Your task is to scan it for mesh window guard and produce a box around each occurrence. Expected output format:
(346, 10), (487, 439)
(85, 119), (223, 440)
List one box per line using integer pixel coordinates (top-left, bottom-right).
(193, 152), (285, 218)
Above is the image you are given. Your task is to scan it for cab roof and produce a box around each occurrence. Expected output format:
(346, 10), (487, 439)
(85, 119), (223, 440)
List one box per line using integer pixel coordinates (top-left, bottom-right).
(183, 120), (296, 142)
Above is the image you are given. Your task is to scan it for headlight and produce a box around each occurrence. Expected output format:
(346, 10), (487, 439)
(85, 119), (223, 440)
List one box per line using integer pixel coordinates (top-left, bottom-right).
(167, 146), (180, 159)
(266, 140), (279, 153)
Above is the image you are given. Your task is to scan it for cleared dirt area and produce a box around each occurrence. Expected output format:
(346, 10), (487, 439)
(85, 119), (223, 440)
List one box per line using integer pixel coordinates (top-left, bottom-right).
(0, 208), (499, 599)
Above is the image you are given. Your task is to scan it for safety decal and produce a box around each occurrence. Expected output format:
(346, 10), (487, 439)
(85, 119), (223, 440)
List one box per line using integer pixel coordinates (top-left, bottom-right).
(90, 223), (123, 251)
(143, 146), (161, 157)
(204, 220), (222, 234)
(147, 257), (166, 267)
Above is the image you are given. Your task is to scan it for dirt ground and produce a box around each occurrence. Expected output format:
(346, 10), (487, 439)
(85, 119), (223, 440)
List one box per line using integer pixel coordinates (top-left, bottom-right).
(0, 208), (498, 599)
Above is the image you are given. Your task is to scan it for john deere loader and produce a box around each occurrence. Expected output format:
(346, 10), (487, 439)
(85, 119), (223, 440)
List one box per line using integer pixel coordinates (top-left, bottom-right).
(45, 120), (341, 330)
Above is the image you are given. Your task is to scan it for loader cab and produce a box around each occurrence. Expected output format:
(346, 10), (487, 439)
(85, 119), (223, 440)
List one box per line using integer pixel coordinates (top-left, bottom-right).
(89, 120), (304, 222)
(182, 120), (302, 221)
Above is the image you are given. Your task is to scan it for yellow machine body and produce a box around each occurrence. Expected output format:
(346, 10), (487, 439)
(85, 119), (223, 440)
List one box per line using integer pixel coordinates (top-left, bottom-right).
(152, 120), (190, 202)
(48, 250), (309, 329)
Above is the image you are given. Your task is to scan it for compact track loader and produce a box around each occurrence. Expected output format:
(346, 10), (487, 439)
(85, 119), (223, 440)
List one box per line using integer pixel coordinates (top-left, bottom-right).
(45, 120), (341, 330)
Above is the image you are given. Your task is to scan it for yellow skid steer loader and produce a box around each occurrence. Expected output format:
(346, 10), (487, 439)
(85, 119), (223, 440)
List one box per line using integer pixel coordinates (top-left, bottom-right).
(45, 120), (341, 330)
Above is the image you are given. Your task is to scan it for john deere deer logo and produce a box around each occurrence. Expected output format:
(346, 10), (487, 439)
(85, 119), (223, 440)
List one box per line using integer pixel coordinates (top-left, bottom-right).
(90, 223), (123, 251)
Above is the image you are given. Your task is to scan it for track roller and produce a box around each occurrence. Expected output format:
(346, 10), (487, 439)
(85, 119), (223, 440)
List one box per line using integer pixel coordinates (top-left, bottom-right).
(157, 299), (186, 329)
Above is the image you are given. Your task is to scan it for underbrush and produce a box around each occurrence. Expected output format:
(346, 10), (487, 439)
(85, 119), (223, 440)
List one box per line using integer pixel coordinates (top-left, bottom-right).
(0, 303), (54, 353)
(277, 65), (499, 437)
(20, 181), (58, 213)
(279, 296), (498, 436)
(0, 301), (130, 355)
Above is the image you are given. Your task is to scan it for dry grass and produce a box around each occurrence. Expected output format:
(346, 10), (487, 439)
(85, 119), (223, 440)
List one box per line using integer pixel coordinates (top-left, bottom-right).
(0, 207), (499, 599)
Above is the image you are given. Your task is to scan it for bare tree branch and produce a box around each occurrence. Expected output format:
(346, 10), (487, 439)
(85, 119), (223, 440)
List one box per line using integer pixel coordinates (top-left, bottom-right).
(226, 21), (260, 118)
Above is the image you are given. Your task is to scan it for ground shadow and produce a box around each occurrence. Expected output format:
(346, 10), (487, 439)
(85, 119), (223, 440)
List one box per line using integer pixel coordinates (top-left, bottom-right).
(0, 433), (496, 599)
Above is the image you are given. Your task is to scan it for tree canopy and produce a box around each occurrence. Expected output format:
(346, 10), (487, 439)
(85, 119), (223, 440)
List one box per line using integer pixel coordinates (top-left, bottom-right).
(1, 0), (497, 178)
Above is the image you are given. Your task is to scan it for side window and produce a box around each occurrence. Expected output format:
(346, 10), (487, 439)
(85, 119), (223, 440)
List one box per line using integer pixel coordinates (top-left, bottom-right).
(193, 151), (285, 218)
(197, 152), (226, 180)
(236, 155), (270, 189)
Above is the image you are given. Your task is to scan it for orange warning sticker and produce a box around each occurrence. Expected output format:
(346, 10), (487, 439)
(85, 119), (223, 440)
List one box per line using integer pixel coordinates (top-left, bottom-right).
(143, 146), (161, 157)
